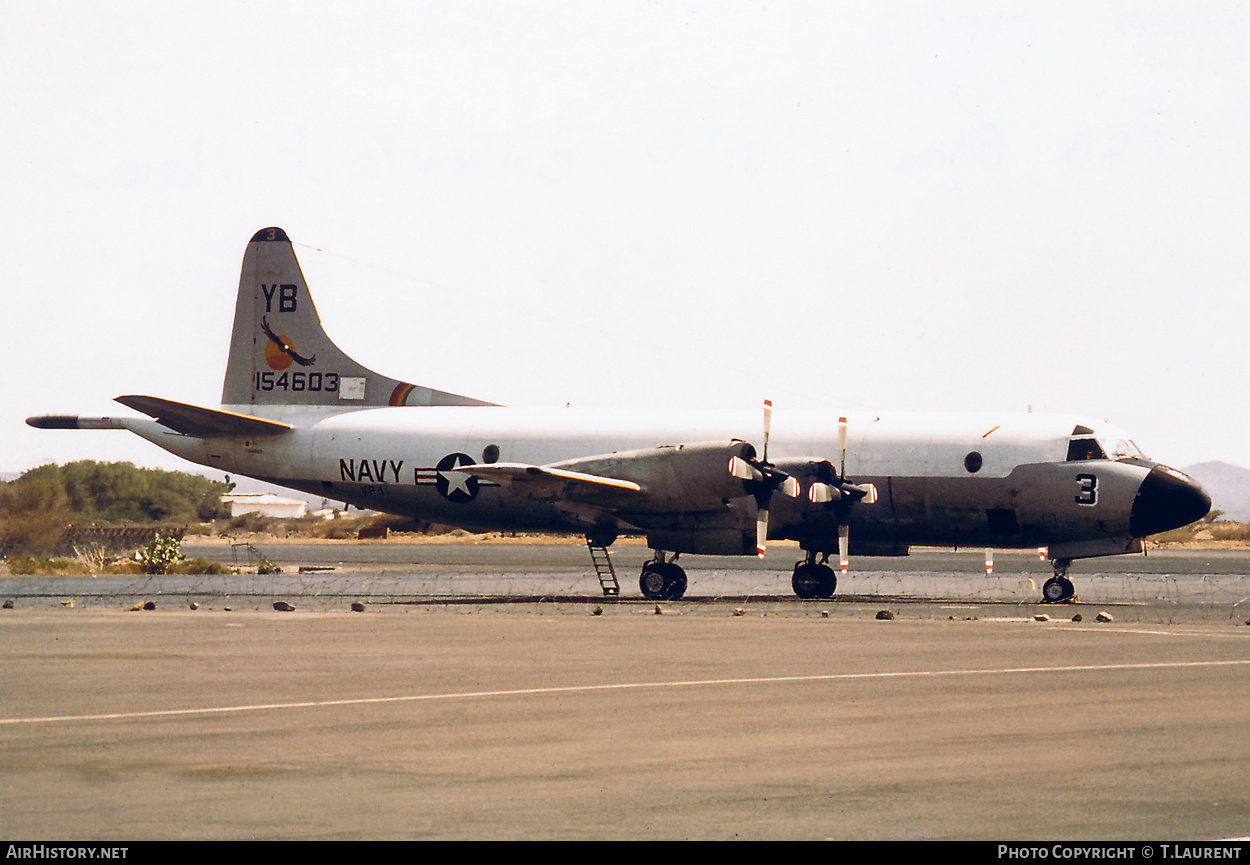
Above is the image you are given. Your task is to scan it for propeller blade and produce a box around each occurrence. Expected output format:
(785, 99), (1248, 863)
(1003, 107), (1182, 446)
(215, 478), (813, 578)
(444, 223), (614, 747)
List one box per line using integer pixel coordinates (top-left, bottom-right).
(849, 482), (879, 505)
(809, 482), (836, 504)
(838, 416), (848, 477)
(756, 508), (769, 557)
(762, 399), (773, 464)
(810, 480), (878, 504)
(839, 523), (850, 573)
(779, 475), (800, 498)
(729, 455), (762, 482)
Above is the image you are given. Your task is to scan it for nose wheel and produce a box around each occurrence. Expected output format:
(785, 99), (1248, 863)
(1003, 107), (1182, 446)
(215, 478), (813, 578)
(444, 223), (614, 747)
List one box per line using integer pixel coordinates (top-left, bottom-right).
(1042, 577), (1075, 603)
(1043, 558), (1076, 603)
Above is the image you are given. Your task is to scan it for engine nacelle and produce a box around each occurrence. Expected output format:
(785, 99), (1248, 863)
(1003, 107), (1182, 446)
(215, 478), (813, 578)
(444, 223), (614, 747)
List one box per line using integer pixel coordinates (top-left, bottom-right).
(551, 441), (755, 512)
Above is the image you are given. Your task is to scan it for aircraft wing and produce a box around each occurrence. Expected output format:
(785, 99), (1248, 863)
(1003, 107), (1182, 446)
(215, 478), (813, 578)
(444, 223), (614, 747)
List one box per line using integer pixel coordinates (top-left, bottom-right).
(114, 395), (293, 437)
(454, 463), (642, 500)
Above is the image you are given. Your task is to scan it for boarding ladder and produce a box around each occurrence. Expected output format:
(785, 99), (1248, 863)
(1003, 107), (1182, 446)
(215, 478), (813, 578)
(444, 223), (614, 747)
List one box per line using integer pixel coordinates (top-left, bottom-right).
(586, 541), (620, 596)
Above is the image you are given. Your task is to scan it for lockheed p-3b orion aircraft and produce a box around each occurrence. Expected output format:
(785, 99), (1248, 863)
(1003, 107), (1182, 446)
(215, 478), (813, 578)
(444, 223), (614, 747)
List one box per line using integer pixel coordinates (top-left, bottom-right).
(28, 228), (1211, 602)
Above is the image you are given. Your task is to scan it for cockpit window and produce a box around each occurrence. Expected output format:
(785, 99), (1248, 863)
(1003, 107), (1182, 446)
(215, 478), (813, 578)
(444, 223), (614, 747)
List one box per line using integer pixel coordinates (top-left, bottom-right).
(1067, 437), (1107, 461)
(1067, 432), (1144, 462)
(1102, 439), (1143, 460)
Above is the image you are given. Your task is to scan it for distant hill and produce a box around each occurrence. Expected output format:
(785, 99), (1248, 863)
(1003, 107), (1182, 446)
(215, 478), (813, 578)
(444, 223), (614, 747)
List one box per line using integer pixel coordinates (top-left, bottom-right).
(1182, 461), (1250, 522)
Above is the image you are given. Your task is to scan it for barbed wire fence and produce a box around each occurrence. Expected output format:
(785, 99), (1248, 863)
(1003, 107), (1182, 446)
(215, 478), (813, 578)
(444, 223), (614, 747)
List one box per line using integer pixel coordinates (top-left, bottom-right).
(4, 565), (1250, 624)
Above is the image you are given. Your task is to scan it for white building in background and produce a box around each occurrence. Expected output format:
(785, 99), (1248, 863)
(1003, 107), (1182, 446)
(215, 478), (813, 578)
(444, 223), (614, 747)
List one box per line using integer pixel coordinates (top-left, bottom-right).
(222, 493), (307, 519)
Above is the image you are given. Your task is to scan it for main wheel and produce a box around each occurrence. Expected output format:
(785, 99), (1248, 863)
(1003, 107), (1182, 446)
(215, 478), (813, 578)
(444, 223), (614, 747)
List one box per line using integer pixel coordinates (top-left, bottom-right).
(1042, 576), (1075, 603)
(792, 563), (836, 600)
(640, 562), (687, 600)
(814, 565), (836, 599)
(664, 564), (687, 600)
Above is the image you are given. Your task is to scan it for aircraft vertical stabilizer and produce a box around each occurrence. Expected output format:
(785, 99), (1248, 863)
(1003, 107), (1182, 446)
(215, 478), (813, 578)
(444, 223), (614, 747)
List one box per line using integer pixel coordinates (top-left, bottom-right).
(221, 227), (495, 410)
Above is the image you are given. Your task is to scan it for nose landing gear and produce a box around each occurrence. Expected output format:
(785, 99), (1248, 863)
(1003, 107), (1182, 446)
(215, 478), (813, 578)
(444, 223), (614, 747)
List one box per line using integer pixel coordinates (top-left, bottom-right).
(1042, 558), (1076, 603)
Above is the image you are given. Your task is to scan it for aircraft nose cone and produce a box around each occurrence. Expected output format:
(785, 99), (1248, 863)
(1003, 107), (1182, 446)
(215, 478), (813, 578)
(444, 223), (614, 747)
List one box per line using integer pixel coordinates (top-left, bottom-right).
(1130, 465), (1211, 538)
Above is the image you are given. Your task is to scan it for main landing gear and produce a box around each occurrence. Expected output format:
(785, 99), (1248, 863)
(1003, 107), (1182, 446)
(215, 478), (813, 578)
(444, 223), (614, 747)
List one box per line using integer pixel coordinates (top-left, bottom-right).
(639, 552), (687, 601)
(1042, 558), (1076, 603)
(791, 551), (837, 600)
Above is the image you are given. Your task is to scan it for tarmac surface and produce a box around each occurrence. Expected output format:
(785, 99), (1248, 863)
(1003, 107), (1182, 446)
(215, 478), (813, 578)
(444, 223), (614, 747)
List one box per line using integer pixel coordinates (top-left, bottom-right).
(3, 543), (1250, 840)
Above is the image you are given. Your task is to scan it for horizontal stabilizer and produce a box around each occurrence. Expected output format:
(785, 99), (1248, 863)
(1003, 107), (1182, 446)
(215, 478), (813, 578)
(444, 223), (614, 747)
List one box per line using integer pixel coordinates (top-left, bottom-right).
(455, 463), (642, 498)
(114, 395), (292, 437)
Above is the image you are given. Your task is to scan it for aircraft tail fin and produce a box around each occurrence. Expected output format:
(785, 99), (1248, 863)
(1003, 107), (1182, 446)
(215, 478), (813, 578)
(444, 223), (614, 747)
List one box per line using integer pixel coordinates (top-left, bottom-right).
(221, 228), (495, 409)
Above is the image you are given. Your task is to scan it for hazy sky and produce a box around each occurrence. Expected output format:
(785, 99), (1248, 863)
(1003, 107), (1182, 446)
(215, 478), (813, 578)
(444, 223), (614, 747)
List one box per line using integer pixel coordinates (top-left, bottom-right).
(4, 1), (1248, 476)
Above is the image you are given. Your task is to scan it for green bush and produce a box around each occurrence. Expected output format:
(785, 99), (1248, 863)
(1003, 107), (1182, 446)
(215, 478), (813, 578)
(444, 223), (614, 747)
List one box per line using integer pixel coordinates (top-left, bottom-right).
(171, 556), (231, 575)
(4, 461), (231, 525)
(136, 535), (184, 575)
(224, 512), (276, 534)
(1, 461), (232, 557)
(4, 555), (89, 575)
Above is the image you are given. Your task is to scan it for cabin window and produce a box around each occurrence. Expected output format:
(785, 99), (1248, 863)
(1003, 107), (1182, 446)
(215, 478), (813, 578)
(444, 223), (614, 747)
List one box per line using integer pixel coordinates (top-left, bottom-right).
(1067, 437), (1107, 461)
(964, 451), (983, 473)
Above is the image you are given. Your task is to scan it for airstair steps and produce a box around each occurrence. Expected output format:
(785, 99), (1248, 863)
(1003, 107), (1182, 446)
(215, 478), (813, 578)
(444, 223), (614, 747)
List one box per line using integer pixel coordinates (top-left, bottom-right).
(586, 542), (620, 596)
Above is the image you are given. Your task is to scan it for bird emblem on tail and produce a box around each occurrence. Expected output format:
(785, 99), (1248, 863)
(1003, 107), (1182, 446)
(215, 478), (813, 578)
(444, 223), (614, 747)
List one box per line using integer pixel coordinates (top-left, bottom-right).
(260, 315), (317, 368)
